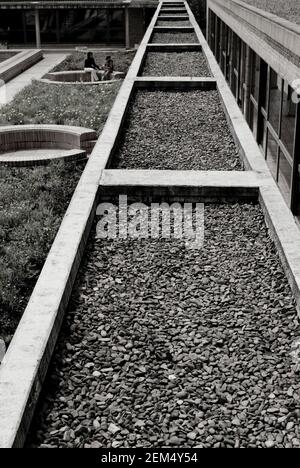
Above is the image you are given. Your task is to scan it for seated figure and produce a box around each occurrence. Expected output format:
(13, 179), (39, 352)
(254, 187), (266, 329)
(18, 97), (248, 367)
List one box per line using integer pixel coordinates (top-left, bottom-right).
(103, 55), (114, 81)
(84, 52), (100, 82)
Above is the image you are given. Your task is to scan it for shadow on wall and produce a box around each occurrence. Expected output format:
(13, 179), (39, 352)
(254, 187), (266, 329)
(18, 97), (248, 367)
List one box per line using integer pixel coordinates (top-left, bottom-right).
(188, 0), (207, 33)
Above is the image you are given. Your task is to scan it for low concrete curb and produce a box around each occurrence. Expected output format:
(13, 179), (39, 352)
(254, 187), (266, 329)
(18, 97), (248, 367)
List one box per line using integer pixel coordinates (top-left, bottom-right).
(0, 50), (43, 84)
(100, 169), (260, 202)
(0, 124), (96, 167)
(135, 76), (216, 89)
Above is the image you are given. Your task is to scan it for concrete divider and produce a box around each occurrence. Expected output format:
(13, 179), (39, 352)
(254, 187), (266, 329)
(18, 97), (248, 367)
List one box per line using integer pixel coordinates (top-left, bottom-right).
(1, 0), (300, 450)
(0, 0), (163, 449)
(135, 76), (217, 89)
(100, 169), (260, 202)
(147, 43), (202, 51)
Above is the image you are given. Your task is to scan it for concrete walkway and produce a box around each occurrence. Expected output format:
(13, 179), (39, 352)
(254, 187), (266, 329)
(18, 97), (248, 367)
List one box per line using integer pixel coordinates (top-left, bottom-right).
(1, 53), (68, 105)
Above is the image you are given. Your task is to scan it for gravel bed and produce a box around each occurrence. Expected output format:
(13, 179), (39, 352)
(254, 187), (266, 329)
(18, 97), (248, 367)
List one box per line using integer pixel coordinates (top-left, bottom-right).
(142, 52), (211, 77)
(157, 20), (191, 26)
(112, 90), (241, 170)
(242, 0), (300, 24)
(152, 32), (199, 44)
(27, 203), (300, 448)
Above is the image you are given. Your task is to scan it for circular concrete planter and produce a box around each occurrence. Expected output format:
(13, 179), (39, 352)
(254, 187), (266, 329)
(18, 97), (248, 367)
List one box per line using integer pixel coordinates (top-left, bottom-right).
(0, 124), (97, 167)
(39, 70), (125, 85)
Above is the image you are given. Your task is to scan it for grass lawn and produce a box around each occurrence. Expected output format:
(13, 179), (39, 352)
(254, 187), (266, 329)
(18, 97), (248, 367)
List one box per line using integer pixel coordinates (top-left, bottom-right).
(0, 80), (121, 135)
(241, 0), (300, 24)
(0, 51), (134, 343)
(0, 161), (84, 341)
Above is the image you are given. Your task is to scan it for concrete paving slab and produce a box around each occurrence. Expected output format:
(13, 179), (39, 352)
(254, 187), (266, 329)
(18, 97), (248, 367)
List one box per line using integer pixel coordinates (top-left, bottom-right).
(0, 148), (86, 167)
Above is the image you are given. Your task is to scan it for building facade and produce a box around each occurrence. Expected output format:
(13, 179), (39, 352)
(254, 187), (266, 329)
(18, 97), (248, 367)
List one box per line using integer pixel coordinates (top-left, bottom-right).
(0, 1), (156, 48)
(207, 0), (300, 216)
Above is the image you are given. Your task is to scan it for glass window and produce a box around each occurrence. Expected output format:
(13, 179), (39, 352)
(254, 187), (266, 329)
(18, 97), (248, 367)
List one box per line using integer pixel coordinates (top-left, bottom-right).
(281, 82), (296, 157)
(210, 11), (215, 50)
(0, 10), (25, 44)
(260, 60), (268, 113)
(225, 28), (231, 82)
(24, 11), (37, 44)
(249, 100), (258, 138)
(40, 10), (58, 43)
(278, 149), (292, 200)
(269, 68), (282, 134)
(250, 51), (260, 103)
(266, 130), (278, 179)
(215, 17), (220, 62)
(239, 41), (247, 110)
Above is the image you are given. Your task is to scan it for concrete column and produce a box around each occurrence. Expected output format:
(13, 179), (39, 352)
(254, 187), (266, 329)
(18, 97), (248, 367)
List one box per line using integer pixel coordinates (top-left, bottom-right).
(125, 6), (130, 49)
(244, 45), (252, 121)
(34, 9), (41, 49)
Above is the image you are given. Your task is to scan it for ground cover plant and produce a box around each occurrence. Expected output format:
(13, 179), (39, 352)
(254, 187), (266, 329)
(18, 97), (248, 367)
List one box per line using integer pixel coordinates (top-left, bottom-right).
(0, 80), (121, 136)
(242, 0), (300, 24)
(52, 50), (136, 74)
(0, 161), (84, 340)
(0, 51), (134, 342)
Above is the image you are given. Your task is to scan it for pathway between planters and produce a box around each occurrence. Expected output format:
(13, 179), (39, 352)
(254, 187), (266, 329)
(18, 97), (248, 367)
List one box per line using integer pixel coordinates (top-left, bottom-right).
(1, 53), (68, 105)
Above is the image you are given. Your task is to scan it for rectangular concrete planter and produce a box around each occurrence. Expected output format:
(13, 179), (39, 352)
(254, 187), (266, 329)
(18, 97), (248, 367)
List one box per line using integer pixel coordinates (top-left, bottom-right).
(1, 0), (300, 450)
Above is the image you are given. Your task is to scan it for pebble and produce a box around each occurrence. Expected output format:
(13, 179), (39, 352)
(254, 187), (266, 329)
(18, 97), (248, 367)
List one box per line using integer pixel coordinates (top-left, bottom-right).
(27, 204), (300, 448)
(142, 52), (211, 77)
(265, 440), (275, 448)
(152, 32), (198, 44)
(113, 90), (241, 171)
(108, 423), (121, 435)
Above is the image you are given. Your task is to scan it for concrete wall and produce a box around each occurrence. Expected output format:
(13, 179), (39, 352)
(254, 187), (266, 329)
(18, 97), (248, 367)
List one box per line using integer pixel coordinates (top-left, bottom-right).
(207, 0), (300, 87)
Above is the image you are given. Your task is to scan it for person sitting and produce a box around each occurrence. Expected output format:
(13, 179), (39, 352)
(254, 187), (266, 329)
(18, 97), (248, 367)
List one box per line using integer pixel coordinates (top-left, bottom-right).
(103, 55), (114, 81)
(84, 52), (100, 82)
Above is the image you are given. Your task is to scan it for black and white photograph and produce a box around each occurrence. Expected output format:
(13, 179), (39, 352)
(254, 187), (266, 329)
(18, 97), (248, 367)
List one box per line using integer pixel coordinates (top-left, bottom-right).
(0, 0), (300, 454)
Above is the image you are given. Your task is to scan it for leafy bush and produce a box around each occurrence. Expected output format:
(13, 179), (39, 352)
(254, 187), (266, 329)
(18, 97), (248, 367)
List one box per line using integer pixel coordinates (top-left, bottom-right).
(0, 161), (84, 337)
(0, 80), (121, 135)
